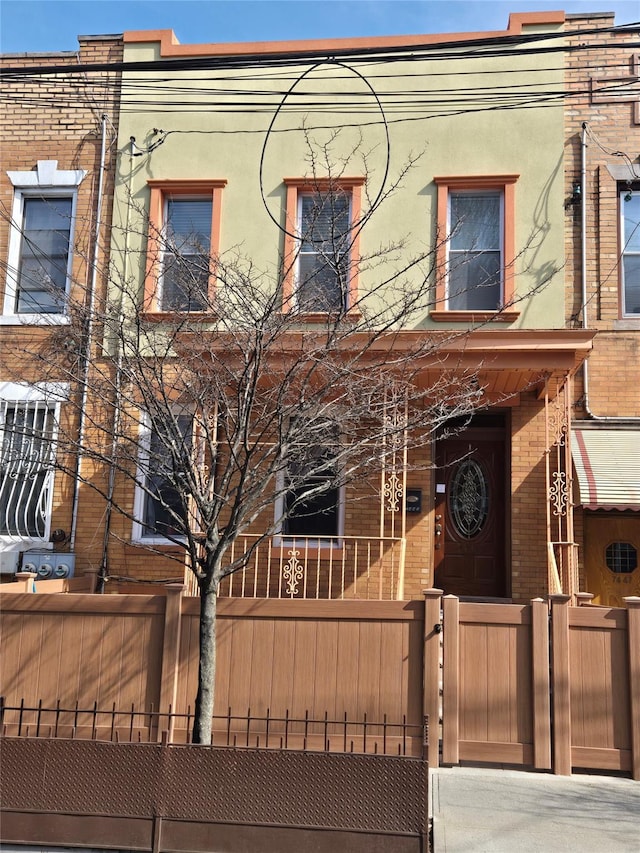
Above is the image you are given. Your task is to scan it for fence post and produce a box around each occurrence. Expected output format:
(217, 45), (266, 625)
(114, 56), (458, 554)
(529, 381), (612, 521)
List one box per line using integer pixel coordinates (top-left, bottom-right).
(575, 592), (594, 606)
(441, 594), (459, 766)
(14, 572), (36, 593)
(550, 594), (572, 775)
(623, 596), (640, 781)
(423, 588), (443, 769)
(531, 598), (551, 770)
(159, 583), (185, 743)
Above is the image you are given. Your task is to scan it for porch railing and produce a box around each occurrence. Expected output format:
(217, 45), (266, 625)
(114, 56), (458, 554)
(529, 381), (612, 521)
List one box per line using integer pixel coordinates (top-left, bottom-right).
(185, 534), (406, 600)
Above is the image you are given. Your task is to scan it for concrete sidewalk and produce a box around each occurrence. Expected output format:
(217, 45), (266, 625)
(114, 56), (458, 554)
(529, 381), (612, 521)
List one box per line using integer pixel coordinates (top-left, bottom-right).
(431, 766), (640, 852)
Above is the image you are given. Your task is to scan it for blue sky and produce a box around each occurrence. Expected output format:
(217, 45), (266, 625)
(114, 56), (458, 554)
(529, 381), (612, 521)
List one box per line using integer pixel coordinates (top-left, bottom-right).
(1, 0), (638, 54)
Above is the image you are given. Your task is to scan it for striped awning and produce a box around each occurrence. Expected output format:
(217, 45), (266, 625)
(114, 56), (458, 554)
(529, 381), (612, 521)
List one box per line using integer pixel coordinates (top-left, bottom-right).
(572, 428), (640, 511)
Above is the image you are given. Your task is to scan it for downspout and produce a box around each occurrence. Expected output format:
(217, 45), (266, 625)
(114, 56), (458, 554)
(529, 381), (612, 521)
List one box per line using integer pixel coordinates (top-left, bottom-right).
(70, 113), (108, 550)
(97, 138), (134, 591)
(580, 121), (640, 424)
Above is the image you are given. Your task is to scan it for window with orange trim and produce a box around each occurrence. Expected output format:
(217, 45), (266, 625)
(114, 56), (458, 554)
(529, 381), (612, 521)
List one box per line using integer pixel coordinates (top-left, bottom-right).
(282, 177), (364, 315)
(144, 180), (225, 313)
(432, 175), (519, 322)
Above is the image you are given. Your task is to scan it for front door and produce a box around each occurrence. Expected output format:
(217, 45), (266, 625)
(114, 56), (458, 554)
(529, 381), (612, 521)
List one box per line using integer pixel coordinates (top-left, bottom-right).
(434, 424), (507, 598)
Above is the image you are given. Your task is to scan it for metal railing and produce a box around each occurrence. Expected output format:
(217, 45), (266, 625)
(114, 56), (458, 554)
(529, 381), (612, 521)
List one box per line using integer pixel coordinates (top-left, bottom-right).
(186, 534), (406, 600)
(0, 698), (427, 757)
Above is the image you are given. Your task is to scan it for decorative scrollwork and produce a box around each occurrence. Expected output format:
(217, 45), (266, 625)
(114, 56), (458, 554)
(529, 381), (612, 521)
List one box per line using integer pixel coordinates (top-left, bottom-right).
(548, 392), (568, 447)
(383, 471), (403, 513)
(549, 471), (568, 516)
(282, 549), (304, 596)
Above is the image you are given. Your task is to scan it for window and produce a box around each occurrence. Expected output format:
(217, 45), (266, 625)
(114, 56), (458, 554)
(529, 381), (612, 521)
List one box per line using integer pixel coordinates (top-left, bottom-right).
(278, 422), (342, 540)
(605, 542), (637, 574)
(0, 397), (56, 540)
(3, 160), (85, 321)
(144, 180), (226, 314)
(133, 413), (192, 542)
(621, 189), (640, 316)
(282, 178), (365, 315)
(432, 175), (519, 321)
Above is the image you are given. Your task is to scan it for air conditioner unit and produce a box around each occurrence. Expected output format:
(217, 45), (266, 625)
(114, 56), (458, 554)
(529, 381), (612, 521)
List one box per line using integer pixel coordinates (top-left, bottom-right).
(0, 551), (22, 575)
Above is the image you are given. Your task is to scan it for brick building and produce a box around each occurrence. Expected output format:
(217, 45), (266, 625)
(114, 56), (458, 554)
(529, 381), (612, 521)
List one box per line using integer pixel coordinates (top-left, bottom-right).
(564, 13), (640, 604)
(0, 35), (123, 578)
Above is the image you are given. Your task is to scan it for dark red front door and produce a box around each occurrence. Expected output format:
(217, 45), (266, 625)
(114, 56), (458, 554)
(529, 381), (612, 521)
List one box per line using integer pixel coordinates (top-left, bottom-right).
(434, 430), (506, 598)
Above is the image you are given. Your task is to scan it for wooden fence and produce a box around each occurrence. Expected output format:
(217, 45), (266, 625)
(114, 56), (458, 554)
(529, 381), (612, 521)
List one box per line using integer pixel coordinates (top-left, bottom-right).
(1, 586), (638, 777)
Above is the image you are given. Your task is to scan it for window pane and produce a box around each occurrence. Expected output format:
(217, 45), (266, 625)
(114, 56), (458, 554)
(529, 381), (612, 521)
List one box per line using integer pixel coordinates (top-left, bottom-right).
(448, 250), (501, 310)
(167, 199), (212, 250)
(450, 193), (500, 251)
(284, 482), (339, 537)
(297, 192), (350, 312)
(283, 422), (340, 538)
(300, 193), (350, 248)
(161, 254), (209, 311)
(142, 414), (191, 538)
(623, 255), (640, 314)
(623, 193), (640, 252)
(0, 403), (55, 537)
(298, 253), (347, 312)
(17, 197), (72, 314)
(161, 199), (212, 311)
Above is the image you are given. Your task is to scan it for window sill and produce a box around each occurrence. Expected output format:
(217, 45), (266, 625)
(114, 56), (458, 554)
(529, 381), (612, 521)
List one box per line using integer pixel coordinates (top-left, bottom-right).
(613, 318), (640, 330)
(281, 310), (362, 323)
(140, 311), (218, 323)
(271, 540), (343, 558)
(430, 310), (520, 323)
(0, 314), (70, 326)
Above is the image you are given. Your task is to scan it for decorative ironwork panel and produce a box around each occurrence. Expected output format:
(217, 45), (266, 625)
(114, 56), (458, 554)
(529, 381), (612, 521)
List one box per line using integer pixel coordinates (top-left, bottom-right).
(384, 471), (404, 513)
(283, 549), (304, 596)
(549, 471), (568, 517)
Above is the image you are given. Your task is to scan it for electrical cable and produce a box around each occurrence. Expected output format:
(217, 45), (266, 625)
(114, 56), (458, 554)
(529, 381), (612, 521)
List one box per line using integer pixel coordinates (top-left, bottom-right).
(258, 59), (390, 241)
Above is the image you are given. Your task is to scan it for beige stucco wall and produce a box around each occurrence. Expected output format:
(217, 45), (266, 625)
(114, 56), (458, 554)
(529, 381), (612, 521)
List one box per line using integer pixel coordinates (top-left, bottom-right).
(112, 24), (565, 329)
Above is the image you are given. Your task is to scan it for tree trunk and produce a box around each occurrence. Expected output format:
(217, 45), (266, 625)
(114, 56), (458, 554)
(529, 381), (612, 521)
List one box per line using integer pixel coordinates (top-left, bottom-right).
(192, 579), (217, 744)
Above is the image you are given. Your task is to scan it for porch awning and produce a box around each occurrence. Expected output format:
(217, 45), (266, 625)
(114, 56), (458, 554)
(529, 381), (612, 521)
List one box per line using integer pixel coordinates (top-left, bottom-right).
(572, 427), (640, 511)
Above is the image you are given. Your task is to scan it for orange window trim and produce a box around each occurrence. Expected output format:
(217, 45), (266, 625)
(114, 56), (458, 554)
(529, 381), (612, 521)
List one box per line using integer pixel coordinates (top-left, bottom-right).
(282, 176), (366, 314)
(432, 175), (519, 321)
(144, 179), (227, 313)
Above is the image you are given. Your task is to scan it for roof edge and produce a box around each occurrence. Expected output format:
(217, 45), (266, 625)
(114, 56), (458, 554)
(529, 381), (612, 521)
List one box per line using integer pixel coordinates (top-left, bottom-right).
(123, 12), (565, 58)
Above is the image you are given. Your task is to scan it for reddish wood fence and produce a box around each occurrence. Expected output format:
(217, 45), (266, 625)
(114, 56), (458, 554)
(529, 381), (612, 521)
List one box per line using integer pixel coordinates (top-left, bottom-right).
(1, 586), (638, 777)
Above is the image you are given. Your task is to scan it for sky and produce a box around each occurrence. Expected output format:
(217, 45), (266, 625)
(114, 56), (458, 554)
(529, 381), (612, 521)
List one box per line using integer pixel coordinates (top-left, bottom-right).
(1, 0), (638, 55)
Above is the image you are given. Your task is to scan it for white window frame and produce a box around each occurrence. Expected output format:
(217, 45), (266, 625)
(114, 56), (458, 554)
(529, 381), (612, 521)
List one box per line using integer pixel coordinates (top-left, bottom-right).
(620, 188), (640, 317)
(132, 412), (191, 545)
(445, 189), (505, 311)
(295, 189), (352, 313)
(2, 161), (86, 325)
(0, 381), (68, 550)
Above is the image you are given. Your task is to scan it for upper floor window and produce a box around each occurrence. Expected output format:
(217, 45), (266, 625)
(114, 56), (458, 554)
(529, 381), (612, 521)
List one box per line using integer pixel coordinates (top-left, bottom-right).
(621, 188), (640, 316)
(144, 180), (226, 314)
(282, 178), (365, 315)
(3, 161), (86, 323)
(432, 175), (519, 322)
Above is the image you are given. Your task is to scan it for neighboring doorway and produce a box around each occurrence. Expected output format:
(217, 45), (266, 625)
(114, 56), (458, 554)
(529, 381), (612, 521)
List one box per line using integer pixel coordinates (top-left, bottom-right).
(434, 415), (508, 598)
(584, 513), (640, 606)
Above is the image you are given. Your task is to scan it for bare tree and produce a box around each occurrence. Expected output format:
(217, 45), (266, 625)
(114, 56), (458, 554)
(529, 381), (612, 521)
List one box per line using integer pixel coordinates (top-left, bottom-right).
(3, 136), (558, 744)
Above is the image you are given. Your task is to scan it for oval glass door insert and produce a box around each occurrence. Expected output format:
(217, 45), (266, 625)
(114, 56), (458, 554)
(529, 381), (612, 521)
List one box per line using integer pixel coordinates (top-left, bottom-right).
(449, 458), (489, 538)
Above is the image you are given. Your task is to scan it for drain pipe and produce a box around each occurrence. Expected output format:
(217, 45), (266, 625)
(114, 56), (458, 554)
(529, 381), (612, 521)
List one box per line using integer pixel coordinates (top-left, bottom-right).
(97, 138), (135, 591)
(70, 113), (109, 551)
(580, 121), (640, 424)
